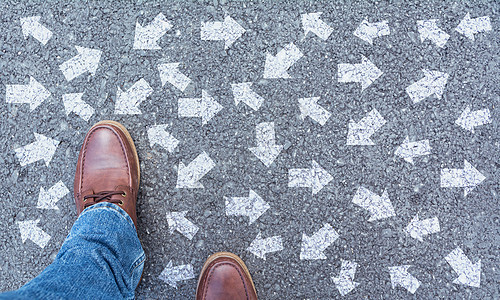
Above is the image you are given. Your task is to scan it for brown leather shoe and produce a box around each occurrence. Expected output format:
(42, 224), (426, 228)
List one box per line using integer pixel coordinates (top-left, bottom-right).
(74, 120), (140, 228)
(196, 252), (258, 300)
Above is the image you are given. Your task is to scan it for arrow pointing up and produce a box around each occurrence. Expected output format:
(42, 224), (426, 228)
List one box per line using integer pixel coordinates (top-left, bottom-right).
(394, 136), (431, 164)
(201, 15), (246, 49)
(62, 93), (95, 122)
(133, 13), (172, 50)
(231, 82), (265, 111)
(389, 265), (421, 294)
(352, 187), (395, 221)
(15, 133), (59, 167)
(406, 69), (449, 103)
(300, 223), (339, 260)
(445, 247), (481, 287)
(455, 106), (492, 133)
(288, 160), (333, 195)
(176, 151), (215, 188)
(59, 46), (102, 81)
(247, 232), (283, 260)
(440, 159), (485, 197)
(331, 260), (360, 296)
(159, 261), (195, 289)
(298, 97), (331, 126)
(114, 78), (153, 115)
(166, 211), (199, 240)
(353, 17), (390, 44)
(417, 19), (450, 48)
(178, 90), (223, 125)
(37, 181), (70, 210)
(338, 55), (383, 90)
(158, 63), (191, 92)
(249, 122), (283, 167)
(301, 12), (333, 40)
(263, 42), (303, 79)
(147, 124), (179, 153)
(6, 76), (51, 111)
(17, 219), (51, 249)
(455, 13), (492, 41)
(347, 108), (386, 145)
(20, 16), (52, 45)
(406, 215), (440, 242)
(225, 189), (270, 224)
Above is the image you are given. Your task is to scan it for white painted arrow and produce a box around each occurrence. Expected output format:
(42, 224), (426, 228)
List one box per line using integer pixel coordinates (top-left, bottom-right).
(455, 106), (492, 133)
(17, 219), (51, 249)
(159, 261), (195, 289)
(62, 93), (95, 122)
(158, 63), (191, 92)
(225, 189), (270, 225)
(406, 215), (440, 242)
(298, 97), (331, 126)
(440, 159), (485, 197)
(389, 265), (421, 294)
(445, 247), (481, 287)
(394, 136), (431, 164)
(263, 42), (303, 79)
(231, 82), (265, 111)
(406, 69), (449, 103)
(114, 78), (153, 115)
(417, 19), (450, 48)
(249, 122), (283, 167)
(201, 15), (246, 49)
(6, 76), (51, 111)
(147, 125), (179, 153)
(166, 211), (199, 240)
(300, 223), (339, 260)
(176, 151), (215, 188)
(288, 160), (332, 195)
(352, 187), (395, 221)
(338, 55), (383, 91)
(353, 17), (390, 44)
(347, 108), (386, 145)
(59, 46), (102, 81)
(37, 181), (70, 210)
(133, 13), (172, 50)
(178, 90), (223, 125)
(301, 12), (333, 40)
(20, 16), (52, 45)
(15, 133), (59, 167)
(455, 13), (492, 41)
(247, 232), (283, 260)
(331, 260), (360, 296)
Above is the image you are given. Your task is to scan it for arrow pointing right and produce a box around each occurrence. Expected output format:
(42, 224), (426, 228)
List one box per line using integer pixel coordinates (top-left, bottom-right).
(417, 19), (450, 48)
(59, 46), (102, 81)
(159, 261), (195, 289)
(15, 133), (59, 167)
(17, 219), (51, 249)
(405, 215), (440, 242)
(389, 265), (421, 294)
(353, 17), (390, 44)
(338, 55), (383, 91)
(445, 247), (481, 287)
(225, 189), (270, 224)
(133, 13), (172, 50)
(406, 69), (449, 103)
(6, 76), (51, 111)
(300, 223), (339, 260)
(440, 159), (486, 197)
(178, 90), (223, 125)
(288, 160), (333, 195)
(394, 136), (431, 164)
(20, 16), (52, 45)
(37, 181), (70, 210)
(201, 15), (246, 49)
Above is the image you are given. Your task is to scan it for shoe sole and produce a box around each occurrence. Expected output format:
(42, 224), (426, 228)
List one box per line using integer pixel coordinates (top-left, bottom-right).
(196, 252), (257, 298)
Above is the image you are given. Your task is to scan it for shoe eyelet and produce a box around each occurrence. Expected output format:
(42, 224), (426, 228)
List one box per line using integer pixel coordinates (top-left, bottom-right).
(121, 192), (127, 197)
(118, 201), (124, 206)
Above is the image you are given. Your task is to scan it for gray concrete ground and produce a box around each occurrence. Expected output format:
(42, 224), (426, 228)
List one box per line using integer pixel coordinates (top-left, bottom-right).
(0, 0), (498, 299)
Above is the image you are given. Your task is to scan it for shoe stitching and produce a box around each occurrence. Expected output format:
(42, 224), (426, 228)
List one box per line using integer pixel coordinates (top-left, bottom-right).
(203, 262), (249, 300)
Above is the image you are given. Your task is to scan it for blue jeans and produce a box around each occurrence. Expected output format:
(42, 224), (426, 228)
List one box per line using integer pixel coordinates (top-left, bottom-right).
(1, 202), (145, 300)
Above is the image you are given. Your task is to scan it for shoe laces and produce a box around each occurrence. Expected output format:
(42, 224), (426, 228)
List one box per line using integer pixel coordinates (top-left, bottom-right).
(83, 191), (126, 209)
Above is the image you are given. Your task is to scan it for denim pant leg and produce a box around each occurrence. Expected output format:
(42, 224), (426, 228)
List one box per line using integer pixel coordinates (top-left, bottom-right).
(0, 202), (145, 300)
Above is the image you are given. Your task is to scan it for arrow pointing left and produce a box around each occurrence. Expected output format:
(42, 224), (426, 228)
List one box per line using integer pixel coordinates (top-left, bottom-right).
(249, 122), (283, 167)
(455, 13), (492, 41)
(114, 78), (153, 115)
(300, 223), (339, 260)
(288, 160), (333, 195)
(37, 181), (70, 210)
(6, 76), (51, 111)
(15, 133), (59, 167)
(301, 12), (333, 40)
(338, 55), (383, 91)
(159, 261), (195, 289)
(298, 97), (331, 126)
(62, 93), (95, 122)
(231, 82), (265, 111)
(20, 16), (52, 45)
(405, 215), (440, 242)
(158, 63), (192, 92)
(247, 232), (283, 260)
(394, 136), (431, 164)
(17, 219), (51, 249)
(176, 151), (215, 188)
(59, 46), (102, 81)
(440, 159), (485, 197)
(147, 124), (179, 153)
(201, 15), (246, 49)
(389, 265), (421, 294)
(455, 106), (492, 133)
(166, 211), (199, 240)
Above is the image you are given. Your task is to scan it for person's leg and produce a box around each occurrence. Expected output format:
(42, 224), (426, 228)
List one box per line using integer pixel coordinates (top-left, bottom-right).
(1, 121), (144, 300)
